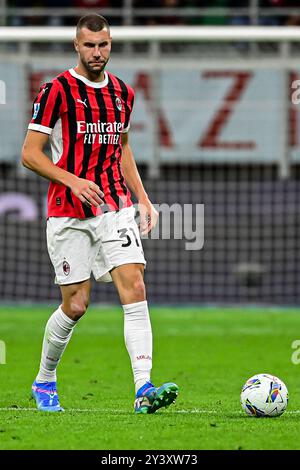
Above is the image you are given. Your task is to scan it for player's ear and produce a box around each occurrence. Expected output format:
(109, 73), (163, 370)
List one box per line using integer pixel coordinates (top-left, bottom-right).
(74, 38), (79, 52)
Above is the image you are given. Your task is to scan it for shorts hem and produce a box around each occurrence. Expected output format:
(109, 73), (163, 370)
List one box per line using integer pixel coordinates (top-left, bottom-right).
(55, 276), (91, 286)
(94, 259), (146, 283)
(112, 260), (146, 270)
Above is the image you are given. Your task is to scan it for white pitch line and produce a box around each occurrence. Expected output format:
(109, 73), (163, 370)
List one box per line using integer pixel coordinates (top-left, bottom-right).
(0, 407), (298, 415)
(0, 408), (210, 413)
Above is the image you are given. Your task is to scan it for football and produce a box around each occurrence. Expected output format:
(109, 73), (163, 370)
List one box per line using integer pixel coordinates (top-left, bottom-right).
(240, 373), (288, 417)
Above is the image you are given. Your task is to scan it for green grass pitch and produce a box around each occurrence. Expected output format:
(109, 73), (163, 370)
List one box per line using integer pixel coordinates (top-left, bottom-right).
(0, 305), (300, 450)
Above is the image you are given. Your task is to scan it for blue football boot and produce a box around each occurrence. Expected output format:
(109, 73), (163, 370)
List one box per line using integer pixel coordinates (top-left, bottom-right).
(134, 381), (179, 414)
(31, 381), (64, 412)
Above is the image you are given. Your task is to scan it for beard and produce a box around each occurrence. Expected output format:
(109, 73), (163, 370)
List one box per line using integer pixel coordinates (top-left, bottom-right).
(81, 56), (109, 77)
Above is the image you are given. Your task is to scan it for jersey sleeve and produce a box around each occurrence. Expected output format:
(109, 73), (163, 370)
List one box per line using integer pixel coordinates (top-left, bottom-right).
(28, 81), (62, 135)
(123, 87), (134, 134)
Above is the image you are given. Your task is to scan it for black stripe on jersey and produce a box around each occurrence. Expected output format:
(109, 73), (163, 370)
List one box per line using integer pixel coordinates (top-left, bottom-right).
(34, 82), (53, 125)
(94, 84), (120, 209)
(49, 91), (62, 129)
(94, 89), (106, 192)
(109, 77), (128, 199)
(116, 77), (134, 129)
(76, 79), (94, 218)
(57, 76), (75, 208)
(116, 77), (131, 130)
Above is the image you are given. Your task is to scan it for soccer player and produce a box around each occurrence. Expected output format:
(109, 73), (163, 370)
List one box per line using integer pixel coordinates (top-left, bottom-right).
(21, 14), (179, 414)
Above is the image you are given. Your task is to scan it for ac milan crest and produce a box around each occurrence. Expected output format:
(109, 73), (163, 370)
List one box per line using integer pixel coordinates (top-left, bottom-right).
(115, 97), (122, 111)
(63, 260), (70, 276)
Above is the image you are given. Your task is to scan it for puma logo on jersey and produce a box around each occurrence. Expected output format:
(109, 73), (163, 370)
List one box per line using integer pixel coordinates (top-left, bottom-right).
(77, 98), (88, 108)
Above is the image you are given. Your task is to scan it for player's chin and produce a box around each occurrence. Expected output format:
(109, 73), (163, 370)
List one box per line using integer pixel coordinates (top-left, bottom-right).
(88, 63), (105, 71)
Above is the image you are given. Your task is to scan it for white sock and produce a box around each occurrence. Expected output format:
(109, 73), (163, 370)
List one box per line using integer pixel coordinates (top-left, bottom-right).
(35, 306), (77, 383)
(123, 300), (153, 394)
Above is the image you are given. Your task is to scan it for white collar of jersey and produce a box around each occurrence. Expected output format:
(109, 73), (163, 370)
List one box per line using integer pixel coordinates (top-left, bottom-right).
(69, 68), (108, 88)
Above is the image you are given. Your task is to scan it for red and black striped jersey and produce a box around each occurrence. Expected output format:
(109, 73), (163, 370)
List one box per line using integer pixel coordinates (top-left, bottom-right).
(28, 68), (134, 218)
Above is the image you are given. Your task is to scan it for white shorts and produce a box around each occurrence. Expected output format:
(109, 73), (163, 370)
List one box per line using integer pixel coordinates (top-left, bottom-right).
(46, 206), (146, 285)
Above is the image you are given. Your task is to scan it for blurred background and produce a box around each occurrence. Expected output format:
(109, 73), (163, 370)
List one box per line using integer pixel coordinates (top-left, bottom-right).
(0, 0), (300, 305)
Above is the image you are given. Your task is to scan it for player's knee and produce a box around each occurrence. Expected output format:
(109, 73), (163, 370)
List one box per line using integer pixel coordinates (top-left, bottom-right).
(68, 292), (89, 320)
(130, 278), (146, 302)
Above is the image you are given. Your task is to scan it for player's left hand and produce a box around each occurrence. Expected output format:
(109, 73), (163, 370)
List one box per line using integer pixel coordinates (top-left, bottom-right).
(138, 199), (159, 235)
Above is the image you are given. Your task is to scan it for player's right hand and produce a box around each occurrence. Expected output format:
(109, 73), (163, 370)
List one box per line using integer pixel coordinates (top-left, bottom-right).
(71, 177), (104, 207)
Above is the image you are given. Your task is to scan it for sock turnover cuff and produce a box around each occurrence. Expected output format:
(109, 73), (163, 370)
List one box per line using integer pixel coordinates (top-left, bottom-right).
(122, 300), (148, 313)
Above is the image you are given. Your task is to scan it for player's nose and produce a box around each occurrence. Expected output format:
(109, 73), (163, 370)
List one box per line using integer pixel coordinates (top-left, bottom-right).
(93, 46), (101, 57)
